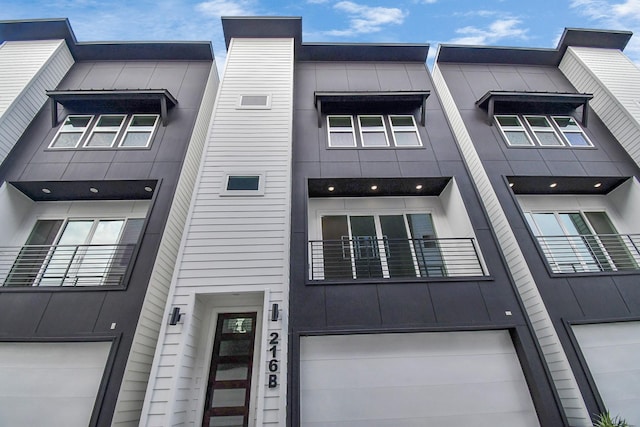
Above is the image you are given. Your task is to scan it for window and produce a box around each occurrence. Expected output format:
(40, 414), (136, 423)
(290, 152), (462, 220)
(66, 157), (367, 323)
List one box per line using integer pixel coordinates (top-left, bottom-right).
(525, 211), (639, 273)
(495, 114), (593, 148)
(49, 114), (160, 150)
(495, 115), (533, 147)
(221, 173), (265, 196)
(237, 94), (271, 109)
(389, 115), (422, 147)
(49, 115), (93, 148)
(358, 115), (389, 147)
(327, 116), (356, 147)
(84, 115), (126, 148)
(4, 217), (144, 287)
(119, 115), (159, 148)
(327, 114), (422, 148)
(524, 116), (564, 146)
(552, 116), (593, 147)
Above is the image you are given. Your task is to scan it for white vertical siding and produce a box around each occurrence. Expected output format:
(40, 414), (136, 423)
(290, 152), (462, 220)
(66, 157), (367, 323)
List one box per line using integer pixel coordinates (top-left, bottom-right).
(560, 47), (640, 167)
(432, 63), (592, 426)
(0, 40), (73, 166)
(142, 38), (293, 427)
(111, 64), (220, 426)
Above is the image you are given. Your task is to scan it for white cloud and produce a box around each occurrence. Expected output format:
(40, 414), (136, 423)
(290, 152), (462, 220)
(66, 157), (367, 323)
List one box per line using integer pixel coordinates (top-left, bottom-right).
(307, 0), (331, 3)
(453, 10), (500, 18)
(324, 1), (406, 36)
(450, 18), (528, 45)
(195, 0), (255, 17)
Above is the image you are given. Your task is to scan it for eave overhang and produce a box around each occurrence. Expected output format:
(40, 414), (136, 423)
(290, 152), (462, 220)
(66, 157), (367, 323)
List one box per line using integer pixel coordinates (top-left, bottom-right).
(476, 91), (593, 126)
(46, 89), (178, 127)
(314, 91), (430, 127)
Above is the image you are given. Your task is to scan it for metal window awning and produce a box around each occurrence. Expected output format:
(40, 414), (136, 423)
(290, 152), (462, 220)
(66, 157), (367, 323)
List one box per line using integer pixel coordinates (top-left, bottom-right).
(476, 91), (593, 126)
(46, 89), (178, 127)
(314, 91), (430, 127)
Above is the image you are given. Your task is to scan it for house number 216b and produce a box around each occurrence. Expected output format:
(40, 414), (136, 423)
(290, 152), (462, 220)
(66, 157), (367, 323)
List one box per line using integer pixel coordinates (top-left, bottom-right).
(268, 332), (279, 388)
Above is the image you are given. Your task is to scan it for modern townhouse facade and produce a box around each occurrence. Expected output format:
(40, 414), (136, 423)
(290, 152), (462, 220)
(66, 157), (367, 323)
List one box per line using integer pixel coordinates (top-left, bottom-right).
(434, 29), (640, 426)
(0, 19), (218, 427)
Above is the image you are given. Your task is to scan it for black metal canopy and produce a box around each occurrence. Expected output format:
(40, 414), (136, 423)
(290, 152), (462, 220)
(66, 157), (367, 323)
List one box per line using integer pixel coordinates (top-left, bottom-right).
(46, 89), (178, 127)
(314, 91), (430, 127)
(476, 91), (593, 126)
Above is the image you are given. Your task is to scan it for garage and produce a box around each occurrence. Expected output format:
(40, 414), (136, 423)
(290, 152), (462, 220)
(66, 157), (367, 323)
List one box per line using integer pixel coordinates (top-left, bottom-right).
(573, 321), (640, 426)
(300, 330), (539, 426)
(0, 341), (111, 427)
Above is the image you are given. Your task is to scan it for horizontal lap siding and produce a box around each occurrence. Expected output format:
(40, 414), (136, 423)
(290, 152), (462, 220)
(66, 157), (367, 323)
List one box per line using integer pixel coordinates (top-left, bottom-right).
(143, 38), (292, 427)
(0, 40), (73, 166)
(560, 47), (640, 167)
(432, 64), (591, 426)
(112, 65), (219, 426)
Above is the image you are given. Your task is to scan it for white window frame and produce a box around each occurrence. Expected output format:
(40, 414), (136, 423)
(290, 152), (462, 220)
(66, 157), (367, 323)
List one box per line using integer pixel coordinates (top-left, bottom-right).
(117, 114), (159, 149)
(49, 115), (94, 149)
(495, 115), (535, 147)
(220, 172), (266, 196)
(389, 115), (423, 147)
(327, 115), (357, 148)
(83, 114), (127, 148)
(236, 94), (272, 109)
(523, 115), (565, 147)
(552, 116), (594, 147)
(358, 115), (390, 147)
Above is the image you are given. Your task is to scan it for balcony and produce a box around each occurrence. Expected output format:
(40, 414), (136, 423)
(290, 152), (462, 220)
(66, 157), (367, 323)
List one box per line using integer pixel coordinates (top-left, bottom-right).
(535, 233), (640, 273)
(309, 237), (486, 281)
(1, 243), (136, 287)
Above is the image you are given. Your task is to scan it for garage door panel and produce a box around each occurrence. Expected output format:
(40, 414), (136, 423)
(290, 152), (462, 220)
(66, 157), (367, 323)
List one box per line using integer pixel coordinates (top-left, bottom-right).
(301, 353), (529, 389)
(0, 342), (111, 427)
(300, 331), (539, 426)
(573, 321), (640, 426)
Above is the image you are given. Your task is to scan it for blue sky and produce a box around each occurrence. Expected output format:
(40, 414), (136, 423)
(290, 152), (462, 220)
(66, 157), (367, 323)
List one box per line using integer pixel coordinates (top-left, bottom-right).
(3, 0), (640, 68)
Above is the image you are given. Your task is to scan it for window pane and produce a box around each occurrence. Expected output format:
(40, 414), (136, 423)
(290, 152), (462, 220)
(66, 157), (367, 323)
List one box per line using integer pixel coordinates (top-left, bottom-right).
(86, 132), (117, 147)
(221, 317), (254, 333)
(219, 340), (251, 356)
(227, 176), (260, 191)
(553, 116), (580, 130)
(62, 116), (91, 130)
(360, 116), (384, 127)
(393, 132), (421, 146)
(328, 116), (352, 128)
(329, 132), (355, 147)
(535, 132), (564, 146)
(51, 133), (82, 148)
(215, 363), (249, 381)
(90, 220), (124, 244)
(525, 116), (551, 127)
(362, 132), (387, 146)
(496, 116), (520, 127)
(390, 116), (414, 127)
(130, 115), (157, 127)
(120, 132), (151, 147)
(504, 131), (532, 146)
(564, 132), (591, 147)
(96, 115), (125, 127)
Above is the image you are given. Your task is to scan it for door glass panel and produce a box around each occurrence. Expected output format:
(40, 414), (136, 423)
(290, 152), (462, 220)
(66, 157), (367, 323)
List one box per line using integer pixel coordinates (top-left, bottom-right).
(209, 416), (244, 427)
(320, 216), (352, 279)
(219, 340), (251, 357)
(211, 389), (246, 408)
(585, 212), (637, 270)
(215, 363), (249, 381)
(222, 317), (254, 334)
(350, 216), (383, 278)
(407, 213), (445, 277)
(41, 220), (93, 286)
(379, 215), (414, 277)
(76, 220), (124, 286)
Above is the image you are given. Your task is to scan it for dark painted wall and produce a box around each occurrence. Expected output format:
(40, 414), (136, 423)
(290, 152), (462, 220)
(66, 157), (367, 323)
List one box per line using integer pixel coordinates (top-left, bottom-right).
(438, 61), (640, 415)
(289, 61), (565, 425)
(0, 59), (211, 426)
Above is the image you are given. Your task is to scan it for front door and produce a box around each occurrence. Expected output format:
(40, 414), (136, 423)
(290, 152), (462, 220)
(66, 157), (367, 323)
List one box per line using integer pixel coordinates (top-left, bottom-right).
(202, 312), (257, 427)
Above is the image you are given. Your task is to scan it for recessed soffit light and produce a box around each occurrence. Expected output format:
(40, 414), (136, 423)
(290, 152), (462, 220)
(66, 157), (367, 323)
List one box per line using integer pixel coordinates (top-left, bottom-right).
(509, 182), (514, 188)
(549, 182), (557, 188)
(415, 184), (423, 190)
(328, 186), (335, 192)
(41, 188), (51, 194)
(594, 182), (602, 188)
(90, 187), (99, 193)
(370, 185), (378, 190)
(144, 186), (154, 192)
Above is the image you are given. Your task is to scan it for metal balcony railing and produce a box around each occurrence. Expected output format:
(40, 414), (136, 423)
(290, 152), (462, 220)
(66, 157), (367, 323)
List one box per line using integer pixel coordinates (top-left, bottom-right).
(0, 243), (136, 287)
(535, 233), (640, 273)
(309, 237), (486, 280)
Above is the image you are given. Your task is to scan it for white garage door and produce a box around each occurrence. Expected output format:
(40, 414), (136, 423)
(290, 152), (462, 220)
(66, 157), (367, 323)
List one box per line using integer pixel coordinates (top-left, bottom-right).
(573, 321), (640, 426)
(300, 330), (540, 426)
(0, 341), (111, 427)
